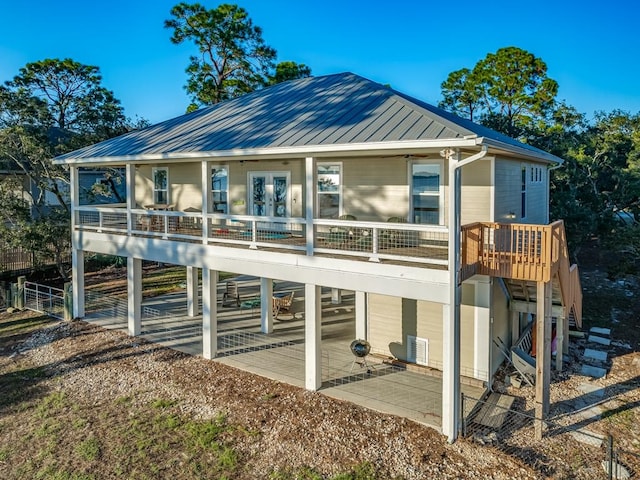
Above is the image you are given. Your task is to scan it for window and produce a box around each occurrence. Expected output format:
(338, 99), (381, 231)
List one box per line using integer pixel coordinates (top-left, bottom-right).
(521, 165), (527, 219)
(317, 163), (341, 218)
(411, 163), (442, 224)
(152, 167), (168, 204)
(211, 166), (228, 213)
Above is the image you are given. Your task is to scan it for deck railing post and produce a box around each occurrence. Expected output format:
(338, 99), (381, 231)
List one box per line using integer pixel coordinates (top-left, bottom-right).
(63, 282), (72, 321)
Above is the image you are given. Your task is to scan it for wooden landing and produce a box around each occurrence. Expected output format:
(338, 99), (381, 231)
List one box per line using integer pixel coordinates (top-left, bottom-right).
(474, 392), (516, 428)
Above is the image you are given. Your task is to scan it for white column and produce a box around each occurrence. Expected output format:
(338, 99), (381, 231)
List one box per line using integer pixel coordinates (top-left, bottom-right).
(187, 266), (199, 317)
(201, 160), (211, 244)
(72, 248), (85, 318)
(331, 288), (342, 305)
(202, 268), (218, 359)
(127, 256), (142, 336)
(261, 277), (274, 334)
(305, 157), (315, 256)
(474, 277), (491, 382)
(126, 163), (136, 234)
(305, 283), (322, 390)
(355, 291), (367, 339)
(443, 151), (462, 442)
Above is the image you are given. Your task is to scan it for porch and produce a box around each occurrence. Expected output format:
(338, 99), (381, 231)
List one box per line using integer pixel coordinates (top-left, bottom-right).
(83, 279), (485, 429)
(74, 206), (449, 268)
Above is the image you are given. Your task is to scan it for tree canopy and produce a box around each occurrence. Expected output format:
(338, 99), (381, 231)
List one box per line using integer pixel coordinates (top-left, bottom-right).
(165, 3), (311, 111)
(440, 46), (558, 138)
(165, 2), (277, 110)
(0, 58), (143, 278)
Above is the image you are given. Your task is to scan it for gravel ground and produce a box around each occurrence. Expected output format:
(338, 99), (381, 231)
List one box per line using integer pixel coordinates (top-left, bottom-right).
(2, 314), (541, 479)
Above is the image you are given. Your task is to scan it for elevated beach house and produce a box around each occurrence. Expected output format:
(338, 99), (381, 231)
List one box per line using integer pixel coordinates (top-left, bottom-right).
(54, 73), (582, 441)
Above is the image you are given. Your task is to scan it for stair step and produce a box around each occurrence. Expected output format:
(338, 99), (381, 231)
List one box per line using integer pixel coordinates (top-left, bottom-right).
(584, 348), (608, 362)
(590, 327), (611, 336)
(588, 335), (611, 346)
(581, 364), (607, 378)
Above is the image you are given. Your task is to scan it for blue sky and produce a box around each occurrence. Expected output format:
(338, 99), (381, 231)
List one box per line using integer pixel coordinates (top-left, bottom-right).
(2, 0), (639, 125)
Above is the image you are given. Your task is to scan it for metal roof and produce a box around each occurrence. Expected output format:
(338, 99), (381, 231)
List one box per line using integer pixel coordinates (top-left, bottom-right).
(54, 72), (563, 164)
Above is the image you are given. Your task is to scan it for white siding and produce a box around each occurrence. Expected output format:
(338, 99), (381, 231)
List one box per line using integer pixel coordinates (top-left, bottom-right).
(460, 158), (493, 225)
(494, 158), (549, 224)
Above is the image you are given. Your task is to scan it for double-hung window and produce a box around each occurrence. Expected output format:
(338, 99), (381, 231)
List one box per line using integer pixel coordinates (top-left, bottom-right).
(152, 167), (168, 204)
(411, 163), (442, 224)
(317, 163), (341, 218)
(211, 166), (228, 213)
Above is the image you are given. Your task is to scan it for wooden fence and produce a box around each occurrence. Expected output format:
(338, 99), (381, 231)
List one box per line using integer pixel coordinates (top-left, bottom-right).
(0, 243), (71, 276)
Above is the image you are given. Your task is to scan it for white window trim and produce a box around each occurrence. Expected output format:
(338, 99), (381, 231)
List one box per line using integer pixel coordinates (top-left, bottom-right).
(316, 161), (343, 218)
(152, 166), (169, 205)
(408, 159), (444, 225)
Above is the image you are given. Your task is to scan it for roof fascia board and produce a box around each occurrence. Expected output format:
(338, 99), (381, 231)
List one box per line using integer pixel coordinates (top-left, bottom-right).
(480, 138), (564, 165)
(53, 138), (482, 165)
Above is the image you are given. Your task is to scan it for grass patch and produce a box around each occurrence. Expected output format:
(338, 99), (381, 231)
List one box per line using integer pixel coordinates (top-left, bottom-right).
(76, 437), (100, 461)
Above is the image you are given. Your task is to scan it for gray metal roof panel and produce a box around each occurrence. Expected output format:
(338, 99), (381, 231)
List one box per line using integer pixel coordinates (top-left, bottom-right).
(55, 72), (562, 164)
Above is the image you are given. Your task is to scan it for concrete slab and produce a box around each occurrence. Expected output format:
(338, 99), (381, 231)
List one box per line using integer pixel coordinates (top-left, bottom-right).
(584, 348), (608, 362)
(569, 429), (604, 447)
(588, 335), (611, 346)
(590, 327), (611, 336)
(581, 364), (607, 378)
(577, 383), (606, 398)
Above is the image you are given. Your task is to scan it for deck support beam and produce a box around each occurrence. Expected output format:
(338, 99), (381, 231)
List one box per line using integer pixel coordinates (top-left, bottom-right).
(127, 256), (142, 336)
(535, 280), (552, 439)
(555, 314), (565, 372)
(261, 277), (274, 334)
(305, 283), (322, 390)
(187, 266), (199, 317)
(202, 268), (218, 359)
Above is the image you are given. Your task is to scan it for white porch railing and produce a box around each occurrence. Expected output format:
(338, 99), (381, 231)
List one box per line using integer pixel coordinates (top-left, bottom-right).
(73, 206), (448, 267)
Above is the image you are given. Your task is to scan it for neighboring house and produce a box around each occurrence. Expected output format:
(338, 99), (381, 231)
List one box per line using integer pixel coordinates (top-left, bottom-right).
(54, 72), (582, 441)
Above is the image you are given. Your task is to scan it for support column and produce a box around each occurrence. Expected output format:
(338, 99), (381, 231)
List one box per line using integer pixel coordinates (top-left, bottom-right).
(535, 281), (552, 439)
(331, 288), (342, 305)
(355, 291), (367, 339)
(201, 160), (211, 244)
(72, 248), (85, 318)
(187, 266), (199, 317)
(260, 277), (274, 334)
(126, 163), (136, 234)
(305, 157), (315, 256)
(202, 268), (218, 359)
(443, 150), (462, 443)
(127, 257), (142, 336)
(305, 283), (322, 390)
(474, 277), (491, 382)
(555, 314), (565, 372)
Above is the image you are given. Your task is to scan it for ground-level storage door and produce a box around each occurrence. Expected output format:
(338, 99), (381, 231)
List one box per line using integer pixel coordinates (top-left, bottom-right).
(407, 335), (429, 366)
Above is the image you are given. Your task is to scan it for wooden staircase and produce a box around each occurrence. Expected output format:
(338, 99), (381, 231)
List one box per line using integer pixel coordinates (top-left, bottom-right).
(461, 220), (582, 329)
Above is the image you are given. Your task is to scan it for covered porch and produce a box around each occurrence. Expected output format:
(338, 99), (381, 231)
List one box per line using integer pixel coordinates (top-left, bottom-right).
(82, 278), (485, 429)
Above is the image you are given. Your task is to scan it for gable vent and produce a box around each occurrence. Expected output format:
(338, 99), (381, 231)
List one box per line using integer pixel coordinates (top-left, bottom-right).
(407, 335), (428, 366)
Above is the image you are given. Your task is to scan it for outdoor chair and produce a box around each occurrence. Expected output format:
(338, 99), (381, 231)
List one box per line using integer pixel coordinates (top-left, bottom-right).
(222, 281), (240, 307)
(272, 291), (295, 320)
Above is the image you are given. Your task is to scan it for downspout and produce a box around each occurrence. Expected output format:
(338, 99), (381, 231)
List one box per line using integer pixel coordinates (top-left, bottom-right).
(444, 144), (488, 443)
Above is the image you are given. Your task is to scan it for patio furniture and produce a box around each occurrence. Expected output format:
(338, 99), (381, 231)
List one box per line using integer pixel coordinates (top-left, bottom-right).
(222, 281), (240, 307)
(272, 291), (295, 319)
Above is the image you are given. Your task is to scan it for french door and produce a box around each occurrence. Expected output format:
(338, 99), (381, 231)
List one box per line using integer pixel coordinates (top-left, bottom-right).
(249, 172), (290, 217)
